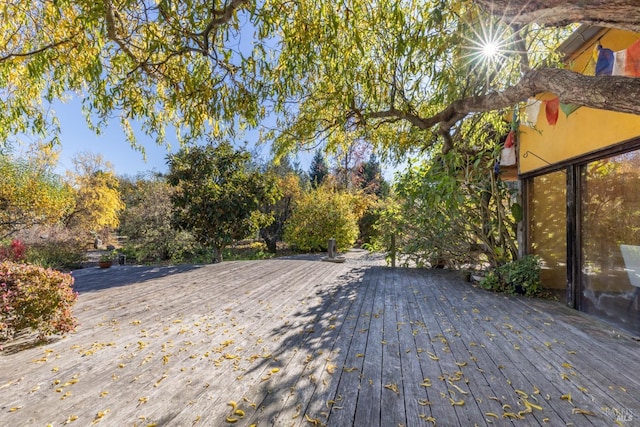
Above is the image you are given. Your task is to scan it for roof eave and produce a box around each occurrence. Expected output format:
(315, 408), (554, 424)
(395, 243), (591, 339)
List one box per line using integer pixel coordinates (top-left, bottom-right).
(557, 24), (604, 58)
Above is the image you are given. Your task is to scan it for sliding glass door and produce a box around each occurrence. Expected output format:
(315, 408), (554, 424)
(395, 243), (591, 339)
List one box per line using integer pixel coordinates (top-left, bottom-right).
(528, 171), (567, 293)
(580, 151), (640, 336)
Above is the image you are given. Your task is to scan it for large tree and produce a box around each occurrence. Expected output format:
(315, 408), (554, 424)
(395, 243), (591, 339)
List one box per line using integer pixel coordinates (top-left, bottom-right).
(0, 153), (74, 239)
(166, 142), (278, 263)
(259, 157), (304, 253)
(0, 0), (639, 159)
(267, 0), (640, 159)
(64, 153), (125, 235)
(118, 173), (198, 262)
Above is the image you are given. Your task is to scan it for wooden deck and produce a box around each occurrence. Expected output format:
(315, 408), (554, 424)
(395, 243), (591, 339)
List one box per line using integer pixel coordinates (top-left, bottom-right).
(1, 250), (639, 426)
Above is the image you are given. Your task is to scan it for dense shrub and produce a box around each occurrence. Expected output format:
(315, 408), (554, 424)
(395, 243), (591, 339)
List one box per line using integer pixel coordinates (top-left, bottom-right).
(0, 262), (78, 340)
(25, 240), (86, 271)
(392, 144), (519, 269)
(284, 186), (359, 252)
(480, 255), (542, 297)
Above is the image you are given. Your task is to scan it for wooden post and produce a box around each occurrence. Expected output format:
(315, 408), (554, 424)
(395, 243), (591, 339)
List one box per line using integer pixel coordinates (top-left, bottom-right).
(328, 238), (337, 259)
(390, 233), (396, 268)
(322, 238), (345, 263)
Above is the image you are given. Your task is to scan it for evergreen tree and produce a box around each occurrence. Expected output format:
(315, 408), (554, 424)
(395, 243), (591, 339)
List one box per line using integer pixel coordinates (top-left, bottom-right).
(357, 154), (389, 197)
(309, 150), (329, 189)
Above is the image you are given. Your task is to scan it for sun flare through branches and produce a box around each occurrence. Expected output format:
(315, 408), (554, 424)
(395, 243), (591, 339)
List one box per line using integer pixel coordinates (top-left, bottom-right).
(462, 18), (515, 71)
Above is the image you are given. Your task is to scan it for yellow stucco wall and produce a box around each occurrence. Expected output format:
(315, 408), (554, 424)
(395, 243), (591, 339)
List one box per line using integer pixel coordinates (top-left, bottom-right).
(519, 30), (640, 174)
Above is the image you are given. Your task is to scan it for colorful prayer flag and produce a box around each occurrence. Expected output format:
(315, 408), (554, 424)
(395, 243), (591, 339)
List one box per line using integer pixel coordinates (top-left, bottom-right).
(613, 49), (627, 76)
(545, 98), (560, 126)
(595, 47), (614, 76)
(610, 39), (640, 77)
(583, 45), (600, 76)
(523, 98), (542, 127)
(625, 39), (640, 77)
(560, 103), (580, 117)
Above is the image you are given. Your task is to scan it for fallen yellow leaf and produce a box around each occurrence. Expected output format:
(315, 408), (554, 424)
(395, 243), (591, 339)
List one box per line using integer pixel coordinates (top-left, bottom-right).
(572, 408), (596, 416)
(449, 383), (469, 395)
(524, 399), (543, 411)
(418, 414), (436, 424)
(384, 383), (399, 394)
(304, 413), (320, 425)
(502, 412), (524, 420)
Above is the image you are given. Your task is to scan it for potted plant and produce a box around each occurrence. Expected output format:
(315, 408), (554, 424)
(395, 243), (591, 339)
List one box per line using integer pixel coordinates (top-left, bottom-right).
(98, 252), (113, 269)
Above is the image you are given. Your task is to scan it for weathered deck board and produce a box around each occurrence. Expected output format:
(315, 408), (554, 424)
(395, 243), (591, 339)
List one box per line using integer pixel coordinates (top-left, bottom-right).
(1, 251), (639, 426)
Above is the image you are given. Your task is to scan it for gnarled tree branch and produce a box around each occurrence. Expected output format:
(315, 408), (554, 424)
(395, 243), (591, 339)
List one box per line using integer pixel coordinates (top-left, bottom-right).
(200, 0), (251, 53)
(477, 0), (640, 33)
(362, 68), (640, 152)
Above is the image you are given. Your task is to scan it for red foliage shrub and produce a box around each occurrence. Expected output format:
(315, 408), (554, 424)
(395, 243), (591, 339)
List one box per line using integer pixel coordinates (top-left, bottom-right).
(0, 261), (78, 340)
(0, 239), (27, 262)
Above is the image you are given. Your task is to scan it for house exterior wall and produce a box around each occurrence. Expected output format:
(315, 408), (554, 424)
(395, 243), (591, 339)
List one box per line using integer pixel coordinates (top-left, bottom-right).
(519, 29), (640, 174)
(519, 27), (640, 337)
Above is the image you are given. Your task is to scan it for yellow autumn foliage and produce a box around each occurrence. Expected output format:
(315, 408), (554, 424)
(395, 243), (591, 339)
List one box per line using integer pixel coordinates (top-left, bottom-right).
(64, 154), (124, 233)
(0, 155), (74, 238)
(284, 185), (360, 252)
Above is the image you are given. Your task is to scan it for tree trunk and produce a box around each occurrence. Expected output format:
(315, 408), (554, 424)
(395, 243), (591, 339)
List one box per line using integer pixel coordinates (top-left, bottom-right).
(259, 228), (279, 253)
(212, 246), (223, 263)
(265, 237), (278, 253)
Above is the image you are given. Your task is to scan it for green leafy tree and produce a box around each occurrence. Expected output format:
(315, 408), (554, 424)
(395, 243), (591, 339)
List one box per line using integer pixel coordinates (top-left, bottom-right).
(369, 196), (406, 266)
(393, 143), (518, 269)
(284, 185), (359, 252)
(355, 153), (389, 198)
(118, 174), (199, 263)
(0, 153), (74, 239)
(167, 142), (279, 263)
(0, 1), (637, 157)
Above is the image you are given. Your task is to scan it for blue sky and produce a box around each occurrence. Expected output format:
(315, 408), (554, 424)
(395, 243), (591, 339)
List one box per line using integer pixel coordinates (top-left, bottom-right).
(50, 97), (307, 177)
(52, 98), (177, 176)
(46, 97), (399, 181)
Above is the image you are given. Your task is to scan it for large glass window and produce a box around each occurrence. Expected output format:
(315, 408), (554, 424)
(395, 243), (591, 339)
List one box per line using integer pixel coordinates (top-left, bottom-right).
(528, 171), (567, 291)
(580, 151), (640, 336)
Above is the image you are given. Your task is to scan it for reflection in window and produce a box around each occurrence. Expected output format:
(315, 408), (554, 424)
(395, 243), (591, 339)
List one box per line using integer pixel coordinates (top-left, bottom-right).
(528, 171), (566, 290)
(581, 151), (640, 336)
